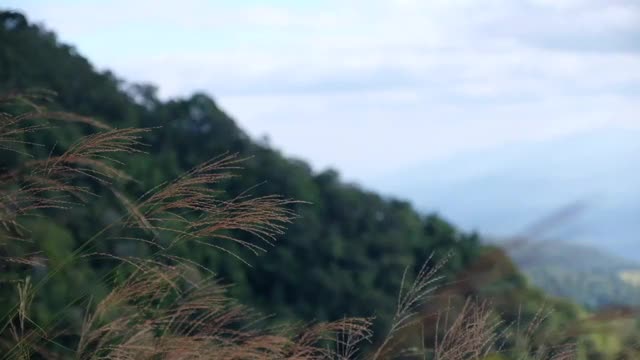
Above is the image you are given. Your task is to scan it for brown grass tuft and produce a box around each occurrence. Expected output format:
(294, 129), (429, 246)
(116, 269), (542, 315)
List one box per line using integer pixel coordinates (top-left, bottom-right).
(120, 153), (299, 263)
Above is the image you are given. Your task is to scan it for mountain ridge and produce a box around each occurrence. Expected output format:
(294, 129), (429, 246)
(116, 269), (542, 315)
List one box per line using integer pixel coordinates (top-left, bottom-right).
(373, 127), (640, 260)
(506, 239), (640, 308)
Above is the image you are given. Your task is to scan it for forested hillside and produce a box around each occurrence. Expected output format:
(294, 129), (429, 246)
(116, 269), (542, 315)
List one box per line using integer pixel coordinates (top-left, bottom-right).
(1, 10), (639, 359)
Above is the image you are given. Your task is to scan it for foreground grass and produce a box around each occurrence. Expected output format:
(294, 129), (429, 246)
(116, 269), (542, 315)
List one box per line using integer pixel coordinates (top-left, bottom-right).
(1, 91), (634, 359)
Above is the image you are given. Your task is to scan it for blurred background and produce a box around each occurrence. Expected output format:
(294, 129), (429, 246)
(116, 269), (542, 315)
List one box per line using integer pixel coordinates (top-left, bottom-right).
(1, 1), (640, 357)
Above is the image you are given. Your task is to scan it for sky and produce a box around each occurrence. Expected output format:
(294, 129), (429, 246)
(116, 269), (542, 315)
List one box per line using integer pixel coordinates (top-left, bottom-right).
(5, 0), (640, 255)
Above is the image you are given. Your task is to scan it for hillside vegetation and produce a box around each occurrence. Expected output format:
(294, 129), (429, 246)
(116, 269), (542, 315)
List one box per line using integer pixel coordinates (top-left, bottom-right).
(508, 240), (640, 309)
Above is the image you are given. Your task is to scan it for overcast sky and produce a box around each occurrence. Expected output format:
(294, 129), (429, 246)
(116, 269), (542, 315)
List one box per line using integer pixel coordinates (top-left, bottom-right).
(6, 0), (640, 180)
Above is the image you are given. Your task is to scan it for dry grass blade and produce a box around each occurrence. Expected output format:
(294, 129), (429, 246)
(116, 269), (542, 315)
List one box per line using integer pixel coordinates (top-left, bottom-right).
(283, 318), (373, 360)
(42, 127), (149, 183)
(19, 111), (112, 130)
(432, 300), (501, 360)
(0, 91), (111, 155)
(0, 94), (147, 240)
(4, 277), (44, 360)
(184, 194), (298, 253)
(0, 89), (57, 108)
(132, 153), (247, 225)
(371, 254), (450, 360)
(0, 174), (86, 232)
(121, 153), (299, 262)
(74, 261), (370, 360)
(510, 305), (576, 360)
(0, 127), (149, 238)
(333, 317), (374, 360)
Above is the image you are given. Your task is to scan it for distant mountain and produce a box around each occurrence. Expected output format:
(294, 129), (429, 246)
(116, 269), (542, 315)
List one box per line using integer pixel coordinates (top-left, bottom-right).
(373, 129), (640, 261)
(505, 239), (640, 308)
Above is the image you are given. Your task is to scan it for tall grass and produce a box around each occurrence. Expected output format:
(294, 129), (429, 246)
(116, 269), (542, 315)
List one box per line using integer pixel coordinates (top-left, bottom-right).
(0, 91), (580, 359)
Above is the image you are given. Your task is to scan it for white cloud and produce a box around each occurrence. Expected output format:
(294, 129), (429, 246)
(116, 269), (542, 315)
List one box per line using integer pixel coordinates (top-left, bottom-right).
(219, 91), (639, 182)
(5, 0), (640, 182)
